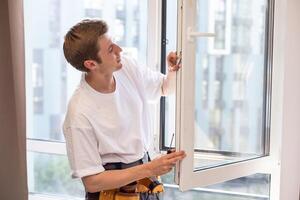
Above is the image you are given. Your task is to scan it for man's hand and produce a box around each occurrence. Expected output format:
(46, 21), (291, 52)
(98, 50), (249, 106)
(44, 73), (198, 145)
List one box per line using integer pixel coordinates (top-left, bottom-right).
(167, 51), (181, 72)
(145, 151), (186, 176)
(82, 151), (186, 192)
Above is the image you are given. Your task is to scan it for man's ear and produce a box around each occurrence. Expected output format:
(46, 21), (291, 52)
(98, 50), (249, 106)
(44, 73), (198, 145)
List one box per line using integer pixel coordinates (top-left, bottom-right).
(83, 60), (97, 71)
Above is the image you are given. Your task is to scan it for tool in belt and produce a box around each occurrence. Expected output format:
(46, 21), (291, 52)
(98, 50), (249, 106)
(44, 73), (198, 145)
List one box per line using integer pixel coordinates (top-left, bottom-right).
(85, 153), (164, 200)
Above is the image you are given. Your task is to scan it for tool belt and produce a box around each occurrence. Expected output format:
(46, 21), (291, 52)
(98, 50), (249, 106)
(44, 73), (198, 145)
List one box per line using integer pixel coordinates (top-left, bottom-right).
(85, 153), (164, 200)
(99, 176), (164, 200)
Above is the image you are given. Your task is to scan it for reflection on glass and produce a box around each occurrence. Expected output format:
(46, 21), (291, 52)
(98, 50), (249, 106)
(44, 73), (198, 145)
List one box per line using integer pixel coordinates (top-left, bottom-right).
(24, 0), (148, 142)
(27, 152), (84, 197)
(194, 0), (269, 170)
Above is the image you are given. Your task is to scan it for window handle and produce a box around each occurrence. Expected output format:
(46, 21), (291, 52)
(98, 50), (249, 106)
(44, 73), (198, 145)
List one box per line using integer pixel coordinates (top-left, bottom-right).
(187, 27), (216, 42)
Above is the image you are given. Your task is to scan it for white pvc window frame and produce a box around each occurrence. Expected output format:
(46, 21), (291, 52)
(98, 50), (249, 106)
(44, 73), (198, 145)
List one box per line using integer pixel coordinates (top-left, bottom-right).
(175, 1), (281, 199)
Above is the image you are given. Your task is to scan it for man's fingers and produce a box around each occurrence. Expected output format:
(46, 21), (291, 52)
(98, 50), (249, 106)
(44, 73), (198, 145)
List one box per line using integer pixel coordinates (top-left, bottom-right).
(168, 155), (185, 164)
(150, 151), (186, 176)
(167, 52), (179, 66)
(169, 59), (177, 66)
(168, 66), (180, 72)
(168, 152), (186, 163)
(163, 150), (186, 159)
(164, 150), (184, 158)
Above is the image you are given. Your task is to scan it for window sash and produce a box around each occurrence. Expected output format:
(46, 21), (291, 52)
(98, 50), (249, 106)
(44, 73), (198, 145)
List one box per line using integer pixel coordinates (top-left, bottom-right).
(174, 0), (279, 192)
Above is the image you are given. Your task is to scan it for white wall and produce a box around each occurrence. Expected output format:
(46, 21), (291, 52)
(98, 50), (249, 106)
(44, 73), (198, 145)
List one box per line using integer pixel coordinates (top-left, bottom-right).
(279, 0), (300, 198)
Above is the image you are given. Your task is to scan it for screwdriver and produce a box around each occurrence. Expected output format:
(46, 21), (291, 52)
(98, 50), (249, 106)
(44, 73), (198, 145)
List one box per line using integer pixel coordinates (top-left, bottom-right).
(167, 133), (175, 154)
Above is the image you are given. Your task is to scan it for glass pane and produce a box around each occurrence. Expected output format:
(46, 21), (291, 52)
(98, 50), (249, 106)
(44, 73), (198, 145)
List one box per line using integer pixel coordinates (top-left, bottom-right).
(27, 152), (84, 197)
(161, 171), (270, 200)
(24, 0), (148, 142)
(194, 0), (269, 170)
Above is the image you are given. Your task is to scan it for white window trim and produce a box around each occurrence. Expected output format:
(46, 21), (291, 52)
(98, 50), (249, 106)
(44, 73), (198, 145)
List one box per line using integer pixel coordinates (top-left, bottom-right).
(147, 0), (163, 157)
(27, 139), (66, 155)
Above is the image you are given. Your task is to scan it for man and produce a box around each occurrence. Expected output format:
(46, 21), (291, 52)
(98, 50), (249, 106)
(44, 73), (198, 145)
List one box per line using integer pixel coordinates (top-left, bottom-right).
(62, 19), (185, 200)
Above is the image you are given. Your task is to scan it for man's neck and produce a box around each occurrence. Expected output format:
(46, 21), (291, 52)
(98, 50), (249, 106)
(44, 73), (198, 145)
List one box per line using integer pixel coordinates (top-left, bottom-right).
(85, 72), (115, 93)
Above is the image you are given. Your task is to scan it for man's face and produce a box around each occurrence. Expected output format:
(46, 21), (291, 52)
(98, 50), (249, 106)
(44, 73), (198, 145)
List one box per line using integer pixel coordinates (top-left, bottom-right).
(96, 34), (123, 73)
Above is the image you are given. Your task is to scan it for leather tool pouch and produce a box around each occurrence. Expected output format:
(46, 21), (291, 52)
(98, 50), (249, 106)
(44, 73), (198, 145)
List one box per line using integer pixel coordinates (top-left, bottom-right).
(99, 190), (117, 200)
(116, 182), (140, 200)
(95, 153), (162, 200)
(114, 192), (139, 200)
(99, 190), (140, 200)
(99, 182), (140, 200)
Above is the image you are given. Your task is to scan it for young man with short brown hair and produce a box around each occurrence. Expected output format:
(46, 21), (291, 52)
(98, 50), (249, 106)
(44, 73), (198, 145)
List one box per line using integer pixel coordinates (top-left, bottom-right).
(63, 19), (185, 200)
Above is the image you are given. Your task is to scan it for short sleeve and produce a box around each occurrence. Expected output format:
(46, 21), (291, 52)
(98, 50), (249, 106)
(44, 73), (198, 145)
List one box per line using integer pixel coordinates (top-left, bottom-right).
(140, 66), (165, 101)
(63, 114), (105, 178)
(124, 56), (165, 101)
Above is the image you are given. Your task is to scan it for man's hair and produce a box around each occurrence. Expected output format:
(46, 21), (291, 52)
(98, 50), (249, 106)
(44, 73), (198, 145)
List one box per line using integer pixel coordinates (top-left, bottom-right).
(63, 19), (108, 72)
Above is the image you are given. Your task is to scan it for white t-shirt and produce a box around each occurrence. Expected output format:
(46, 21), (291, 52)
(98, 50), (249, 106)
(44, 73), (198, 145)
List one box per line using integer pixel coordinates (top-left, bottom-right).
(63, 56), (165, 178)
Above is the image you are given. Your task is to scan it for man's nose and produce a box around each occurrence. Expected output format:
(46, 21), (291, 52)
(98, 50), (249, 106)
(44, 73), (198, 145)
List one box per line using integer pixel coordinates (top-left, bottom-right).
(116, 44), (122, 53)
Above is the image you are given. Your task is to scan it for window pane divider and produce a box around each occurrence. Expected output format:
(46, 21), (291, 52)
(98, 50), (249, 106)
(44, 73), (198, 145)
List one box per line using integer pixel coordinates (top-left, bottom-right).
(27, 138), (66, 155)
(29, 193), (83, 200)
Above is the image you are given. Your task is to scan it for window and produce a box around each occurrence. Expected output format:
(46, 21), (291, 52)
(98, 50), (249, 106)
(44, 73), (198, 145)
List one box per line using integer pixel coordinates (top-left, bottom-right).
(24, 0), (278, 199)
(24, 0), (149, 198)
(161, 0), (275, 199)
